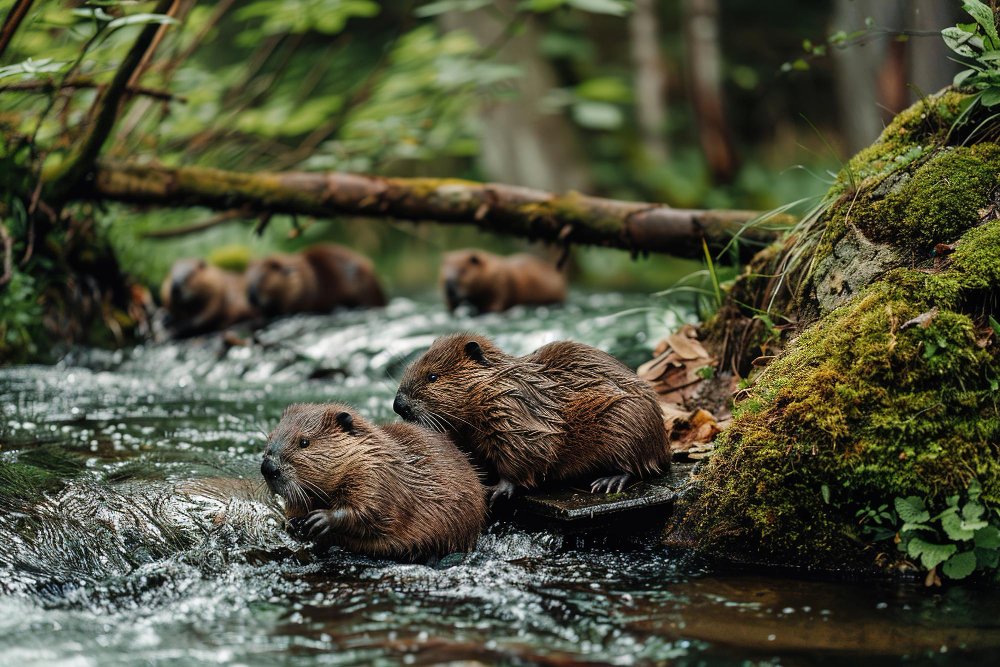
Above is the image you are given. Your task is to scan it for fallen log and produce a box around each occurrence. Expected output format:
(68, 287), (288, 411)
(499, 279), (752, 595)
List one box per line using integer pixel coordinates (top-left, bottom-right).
(87, 162), (791, 260)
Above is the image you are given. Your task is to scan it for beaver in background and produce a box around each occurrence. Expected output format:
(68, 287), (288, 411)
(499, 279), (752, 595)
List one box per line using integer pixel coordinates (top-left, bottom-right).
(440, 249), (566, 313)
(159, 258), (255, 338)
(246, 244), (386, 317)
(260, 403), (486, 561)
(394, 334), (671, 504)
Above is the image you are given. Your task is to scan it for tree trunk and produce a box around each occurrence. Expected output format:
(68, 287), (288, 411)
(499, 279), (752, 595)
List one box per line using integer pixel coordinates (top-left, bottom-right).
(438, 1), (591, 192)
(683, 0), (738, 183)
(629, 0), (669, 164)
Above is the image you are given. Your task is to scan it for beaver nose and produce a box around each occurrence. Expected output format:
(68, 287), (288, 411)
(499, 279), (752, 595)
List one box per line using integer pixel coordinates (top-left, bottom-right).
(247, 284), (260, 307)
(261, 456), (280, 481)
(393, 393), (414, 421)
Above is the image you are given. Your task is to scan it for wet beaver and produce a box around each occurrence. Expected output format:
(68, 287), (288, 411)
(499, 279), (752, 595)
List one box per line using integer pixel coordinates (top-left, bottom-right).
(159, 258), (255, 337)
(393, 334), (670, 503)
(440, 249), (566, 313)
(260, 402), (486, 560)
(246, 244), (386, 317)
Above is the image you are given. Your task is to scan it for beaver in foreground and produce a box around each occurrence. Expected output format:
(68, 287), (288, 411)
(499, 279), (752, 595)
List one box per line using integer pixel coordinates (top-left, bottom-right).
(393, 334), (670, 504)
(440, 249), (566, 313)
(159, 258), (255, 337)
(246, 244), (387, 317)
(260, 403), (486, 561)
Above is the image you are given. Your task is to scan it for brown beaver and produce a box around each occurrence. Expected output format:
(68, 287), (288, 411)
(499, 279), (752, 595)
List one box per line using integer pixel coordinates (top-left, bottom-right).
(246, 244), (386, 317)
(393, 334), (670, 503)
(440, 249), (566, 313)
(159, 258), (255, 337)
(260, 402), (486, 560)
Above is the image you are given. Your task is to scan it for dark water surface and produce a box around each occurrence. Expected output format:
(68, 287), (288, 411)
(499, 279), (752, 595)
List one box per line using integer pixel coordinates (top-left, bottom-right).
(2, 294), (999, 666)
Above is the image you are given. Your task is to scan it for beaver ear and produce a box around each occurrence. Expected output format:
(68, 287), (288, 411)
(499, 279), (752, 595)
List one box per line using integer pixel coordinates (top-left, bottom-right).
(335, 411), (354, 433)
(197, 259), (207, 270)
(464, 340), (489, 366)
(468, 253), (481, 266)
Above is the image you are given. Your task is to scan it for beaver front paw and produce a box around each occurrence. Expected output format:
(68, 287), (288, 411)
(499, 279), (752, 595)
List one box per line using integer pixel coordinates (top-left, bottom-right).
(486, 478), (517, 506)
(590, 473), (633, 494)
(301, 509), (341, 540)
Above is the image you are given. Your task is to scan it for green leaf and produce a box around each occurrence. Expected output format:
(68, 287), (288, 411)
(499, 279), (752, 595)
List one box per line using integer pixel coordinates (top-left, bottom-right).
(980, 86), (1000, 106)
(942, 511), (976, 541)
(963, 0), (1000, 48)
(974, 525), (1000, 549)
(895, 496), (930, 524)
(415, 0), (493, 17)
(519, 0), (566, 11)
(976, 547), (1000, 568)
(963, 501), (986, 522)
(942, 550), (978, 579)
(821, 484), (831, 505)
(575, 77), (632, 103)
(943, 26), (985, 57)
(106, 13), (179, 31)
(571, 101), (623, 130)
(566, 0), (629, 15)
(955, 68), (976, 87)
(989, 316), (1000, 338)
(908, 537), (958, 570)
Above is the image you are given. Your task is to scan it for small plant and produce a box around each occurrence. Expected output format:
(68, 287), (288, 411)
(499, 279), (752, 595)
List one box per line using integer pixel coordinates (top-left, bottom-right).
(887, 481), (1000, 583)
(945, 1), (1000, 108)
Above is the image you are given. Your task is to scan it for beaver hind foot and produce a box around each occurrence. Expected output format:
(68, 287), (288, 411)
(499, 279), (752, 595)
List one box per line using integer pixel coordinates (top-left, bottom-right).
(590, 473), (634, 494)
(486, 478), (517, 506)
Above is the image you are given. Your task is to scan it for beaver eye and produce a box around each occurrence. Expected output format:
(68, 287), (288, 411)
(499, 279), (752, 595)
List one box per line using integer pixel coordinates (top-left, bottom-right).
(427, 373), (438, 382)
(299, 438), (309, 448)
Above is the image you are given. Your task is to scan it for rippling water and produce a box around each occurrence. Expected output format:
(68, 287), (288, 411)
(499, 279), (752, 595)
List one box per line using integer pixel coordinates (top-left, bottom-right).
(2, 293), (999, 666)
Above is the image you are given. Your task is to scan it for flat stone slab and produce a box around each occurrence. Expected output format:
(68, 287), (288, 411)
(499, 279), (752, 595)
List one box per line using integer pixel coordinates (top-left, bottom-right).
(500, 462), (695, 533)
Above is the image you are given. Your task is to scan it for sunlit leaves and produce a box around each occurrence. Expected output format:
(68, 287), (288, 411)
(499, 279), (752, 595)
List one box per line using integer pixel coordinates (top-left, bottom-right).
(944, 1), (1000, 107)
(235, 0), (380, 38)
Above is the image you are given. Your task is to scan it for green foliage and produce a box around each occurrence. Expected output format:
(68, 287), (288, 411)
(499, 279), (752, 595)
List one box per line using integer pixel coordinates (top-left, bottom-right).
(946, 1), (1000, 108)
(857, 482), (1000, 581)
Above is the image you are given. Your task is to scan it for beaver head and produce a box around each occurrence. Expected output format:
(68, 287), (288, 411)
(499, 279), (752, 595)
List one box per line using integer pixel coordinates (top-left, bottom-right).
(160, 258), (215, 313)
(439, 250), (497, 311)
(394, 333), (505, 431)
(261, 402), (373, 518)
(245, 254), (304, 316)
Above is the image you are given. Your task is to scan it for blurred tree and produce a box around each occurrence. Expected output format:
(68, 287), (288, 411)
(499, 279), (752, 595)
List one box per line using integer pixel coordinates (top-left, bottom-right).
(682, 0), (738, 183)
(629, 0), (668, 164)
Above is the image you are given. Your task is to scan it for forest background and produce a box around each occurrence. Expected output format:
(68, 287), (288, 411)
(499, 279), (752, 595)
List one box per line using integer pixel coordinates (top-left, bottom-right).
(0, 0), (961, 357)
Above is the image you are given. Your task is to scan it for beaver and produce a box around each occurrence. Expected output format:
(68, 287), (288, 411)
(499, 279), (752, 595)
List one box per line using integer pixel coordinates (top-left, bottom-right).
(440, 249), (566, 313)
(260, 402), (486, 560)
(393, 334), (670, 503)
(159, 258), (255, 337)
(246, 244), (387, 317)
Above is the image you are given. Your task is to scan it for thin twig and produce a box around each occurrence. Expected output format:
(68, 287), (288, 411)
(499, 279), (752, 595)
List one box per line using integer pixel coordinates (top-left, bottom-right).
(140, 209), (248, 238)
(0, 78), (185, 102)
(0, 0), (33, 62)
(0, 222), (13, 288)
(46, 0), (175, 204)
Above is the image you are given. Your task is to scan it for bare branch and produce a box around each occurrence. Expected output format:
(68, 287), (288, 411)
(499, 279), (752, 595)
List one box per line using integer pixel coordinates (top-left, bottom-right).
(0, 78), (185, 102)
(0, 0), (33, 62)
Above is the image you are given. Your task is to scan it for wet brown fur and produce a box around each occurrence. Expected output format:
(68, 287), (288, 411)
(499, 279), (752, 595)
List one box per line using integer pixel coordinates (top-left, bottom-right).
(262, 403), (486, 560)
(159, 258), (254, 337)
(246, 244), (386, 317)
(395, 334), (670, 490)
(440, 249), (566, 313)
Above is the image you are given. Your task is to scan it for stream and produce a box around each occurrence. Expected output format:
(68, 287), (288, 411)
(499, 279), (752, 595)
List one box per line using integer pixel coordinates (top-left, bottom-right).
(2, 293), (999, 666)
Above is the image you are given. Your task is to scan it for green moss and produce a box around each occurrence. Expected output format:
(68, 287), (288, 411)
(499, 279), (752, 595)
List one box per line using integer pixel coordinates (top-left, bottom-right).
(688, 232), (1000, 569)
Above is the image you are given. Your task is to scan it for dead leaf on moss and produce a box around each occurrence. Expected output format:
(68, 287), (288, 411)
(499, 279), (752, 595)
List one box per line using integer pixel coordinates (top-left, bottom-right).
(642, 326), (725, 459)
(901, 307), (939, 331)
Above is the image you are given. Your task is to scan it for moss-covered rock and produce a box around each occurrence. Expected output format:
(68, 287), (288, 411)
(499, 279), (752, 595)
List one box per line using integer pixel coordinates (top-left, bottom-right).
(683, 90), (1000, 572)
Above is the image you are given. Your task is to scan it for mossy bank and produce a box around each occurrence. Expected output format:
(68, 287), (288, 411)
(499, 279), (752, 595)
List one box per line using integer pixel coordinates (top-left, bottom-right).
(683, 89), (1000, 578)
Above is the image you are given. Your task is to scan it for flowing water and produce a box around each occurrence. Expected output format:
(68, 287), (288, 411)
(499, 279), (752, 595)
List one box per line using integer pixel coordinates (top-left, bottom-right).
(2, 293), (999, 666)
